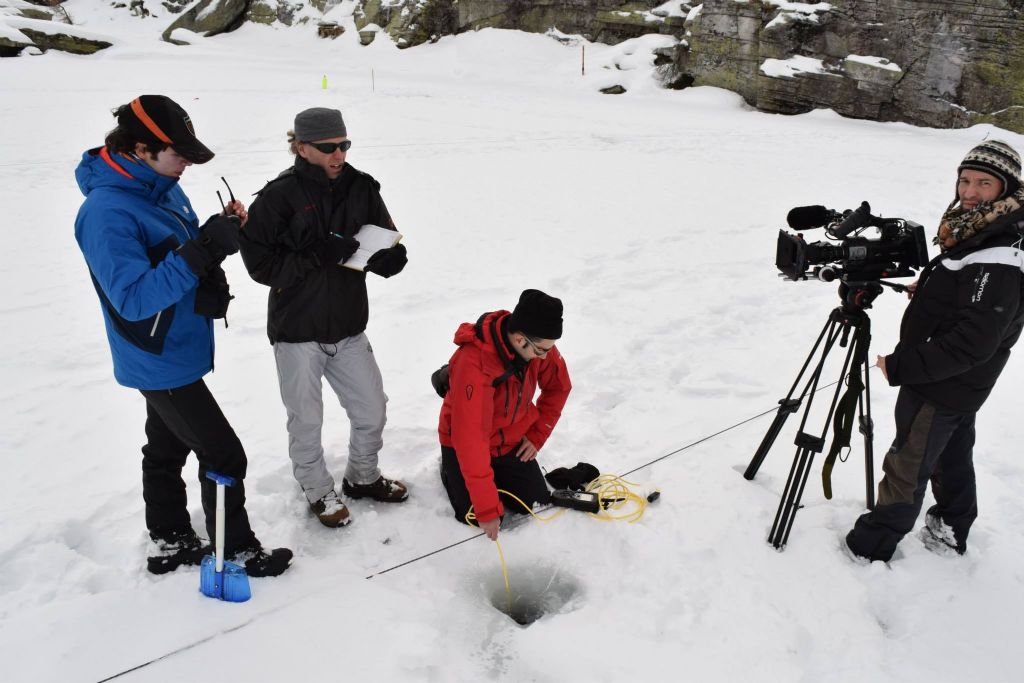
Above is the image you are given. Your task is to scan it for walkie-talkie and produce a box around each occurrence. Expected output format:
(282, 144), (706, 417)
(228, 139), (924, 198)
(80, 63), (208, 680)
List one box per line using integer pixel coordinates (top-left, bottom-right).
(550, 488), (600, 513)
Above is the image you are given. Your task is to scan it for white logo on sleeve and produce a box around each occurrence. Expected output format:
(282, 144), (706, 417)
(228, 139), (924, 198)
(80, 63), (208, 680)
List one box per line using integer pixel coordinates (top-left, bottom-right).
(972, 271), (990, 303)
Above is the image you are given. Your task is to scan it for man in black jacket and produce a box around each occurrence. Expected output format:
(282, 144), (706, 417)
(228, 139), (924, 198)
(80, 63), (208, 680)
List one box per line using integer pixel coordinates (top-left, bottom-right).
(846, 140), (1024, 562)
(239, 108), (409, 529)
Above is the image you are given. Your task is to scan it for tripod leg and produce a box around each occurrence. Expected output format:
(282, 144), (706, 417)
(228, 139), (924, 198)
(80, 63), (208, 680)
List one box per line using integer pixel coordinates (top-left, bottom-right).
(769, 447), (816, 549)
(744, 399), (800, 480)
(859, 365), (876, 510)
(744, 316), (836, 480)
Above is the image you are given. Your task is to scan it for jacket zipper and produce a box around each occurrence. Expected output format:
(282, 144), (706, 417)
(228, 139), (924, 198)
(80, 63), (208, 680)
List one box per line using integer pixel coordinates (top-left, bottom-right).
(164, 208), (215, 366)
(146, 210), (191, 339)
(510, 382), (523, 422)
(496, 380), (524, 457)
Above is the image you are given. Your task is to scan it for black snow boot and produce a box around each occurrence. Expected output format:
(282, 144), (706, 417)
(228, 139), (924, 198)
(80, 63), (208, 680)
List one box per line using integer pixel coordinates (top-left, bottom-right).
(228, 544), (294, 577)
(147, 529), (208, 575)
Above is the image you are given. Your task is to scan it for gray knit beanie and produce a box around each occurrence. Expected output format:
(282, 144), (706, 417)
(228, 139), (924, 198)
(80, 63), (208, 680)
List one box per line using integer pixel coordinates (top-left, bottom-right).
(294, 107), (346, 141)
(958, 139), (1021, 199)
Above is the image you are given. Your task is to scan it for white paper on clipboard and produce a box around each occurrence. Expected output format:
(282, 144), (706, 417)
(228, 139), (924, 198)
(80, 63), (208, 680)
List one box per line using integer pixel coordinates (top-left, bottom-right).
(341, 224), (403, 271)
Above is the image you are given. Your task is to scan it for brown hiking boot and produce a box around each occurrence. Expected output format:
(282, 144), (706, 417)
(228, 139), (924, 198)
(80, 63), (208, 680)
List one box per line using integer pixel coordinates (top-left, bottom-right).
(342, 475), (409, 503)
(310, 490), (352, 527)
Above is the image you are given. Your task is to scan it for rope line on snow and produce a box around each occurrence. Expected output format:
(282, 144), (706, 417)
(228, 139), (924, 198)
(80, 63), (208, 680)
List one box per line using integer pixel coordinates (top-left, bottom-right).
(95, 614), (263, 682)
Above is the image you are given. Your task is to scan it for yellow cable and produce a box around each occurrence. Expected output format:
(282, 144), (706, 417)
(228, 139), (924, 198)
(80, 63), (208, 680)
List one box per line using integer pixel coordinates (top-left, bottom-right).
(585, 474), (648, 523)
(495, 538), (511, 613)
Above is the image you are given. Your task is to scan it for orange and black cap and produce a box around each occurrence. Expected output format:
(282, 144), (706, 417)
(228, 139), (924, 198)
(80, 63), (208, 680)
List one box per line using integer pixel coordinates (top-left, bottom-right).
(118, 95), (215, 164)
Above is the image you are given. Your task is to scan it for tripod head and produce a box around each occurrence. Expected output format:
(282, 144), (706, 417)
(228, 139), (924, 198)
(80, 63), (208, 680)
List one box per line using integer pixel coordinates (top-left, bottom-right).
(838, 280), (883, 315)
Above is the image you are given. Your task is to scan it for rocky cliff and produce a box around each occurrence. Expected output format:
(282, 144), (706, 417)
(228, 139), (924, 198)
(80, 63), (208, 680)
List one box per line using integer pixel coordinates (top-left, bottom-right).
(353, 1), (687, 48)
(672, 0), (1024, 133)
(2, 0), (1021, 133)
(351, 0), (1024, 132)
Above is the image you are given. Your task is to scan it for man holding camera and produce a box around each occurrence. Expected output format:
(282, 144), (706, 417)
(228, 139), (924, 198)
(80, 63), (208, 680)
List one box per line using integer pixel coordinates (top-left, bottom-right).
(75, 95), (292, 577)
(438, 289), (572, 540)
(846, 140), (1024, 562)
(239, 107), (409, 529)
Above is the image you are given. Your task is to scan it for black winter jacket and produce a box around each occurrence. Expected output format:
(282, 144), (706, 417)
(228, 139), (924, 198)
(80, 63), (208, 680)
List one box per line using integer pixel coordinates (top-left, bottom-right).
(239, 158), (394, 344)
(886, 208), (1024, 412)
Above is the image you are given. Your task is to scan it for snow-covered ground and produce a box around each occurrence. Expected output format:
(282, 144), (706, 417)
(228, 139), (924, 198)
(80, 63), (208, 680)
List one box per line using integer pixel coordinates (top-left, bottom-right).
(3, 2), (1024, 682)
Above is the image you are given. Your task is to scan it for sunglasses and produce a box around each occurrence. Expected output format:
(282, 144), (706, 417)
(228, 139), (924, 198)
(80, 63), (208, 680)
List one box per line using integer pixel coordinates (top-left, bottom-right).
(524, 337), (555, 357)
(215, 176), (235, 212)
(304, 140), (352, 154)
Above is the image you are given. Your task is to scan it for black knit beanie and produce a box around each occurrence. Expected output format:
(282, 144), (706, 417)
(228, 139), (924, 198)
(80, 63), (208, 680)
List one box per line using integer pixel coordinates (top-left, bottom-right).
(958, 140), (1022, 199)
(508, 289), (563, 340)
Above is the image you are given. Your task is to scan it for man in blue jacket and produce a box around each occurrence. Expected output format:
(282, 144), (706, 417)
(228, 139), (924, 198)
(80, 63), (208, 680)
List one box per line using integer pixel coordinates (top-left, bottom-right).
(75, 95), (291, 577)
(846, 141), (1024, 562)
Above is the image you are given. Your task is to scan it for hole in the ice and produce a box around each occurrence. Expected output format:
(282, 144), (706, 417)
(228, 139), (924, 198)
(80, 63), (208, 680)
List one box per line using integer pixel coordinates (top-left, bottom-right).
(483, 562), (581, 626)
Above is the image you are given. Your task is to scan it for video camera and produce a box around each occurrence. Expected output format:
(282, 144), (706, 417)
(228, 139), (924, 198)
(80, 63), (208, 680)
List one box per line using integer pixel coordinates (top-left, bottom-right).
(776, 201), (929, 284)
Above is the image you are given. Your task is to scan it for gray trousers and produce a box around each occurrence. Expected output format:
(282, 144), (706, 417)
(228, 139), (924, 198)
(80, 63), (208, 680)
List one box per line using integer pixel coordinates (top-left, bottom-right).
(274, 334), (386, 503)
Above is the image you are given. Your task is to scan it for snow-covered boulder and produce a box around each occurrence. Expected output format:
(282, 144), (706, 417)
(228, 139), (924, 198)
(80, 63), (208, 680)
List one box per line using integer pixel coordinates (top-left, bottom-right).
(0, 3), (112, 56)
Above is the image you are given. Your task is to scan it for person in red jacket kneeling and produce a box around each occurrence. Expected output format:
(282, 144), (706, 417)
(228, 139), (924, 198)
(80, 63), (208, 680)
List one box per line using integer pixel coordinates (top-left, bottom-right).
(438, 290), (572, 540)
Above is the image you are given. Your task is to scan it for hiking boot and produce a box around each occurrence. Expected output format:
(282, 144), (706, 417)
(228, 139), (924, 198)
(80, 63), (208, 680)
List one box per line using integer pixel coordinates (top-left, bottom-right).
(147, 529), (208, 575)
(839, 531), (870, 566)
(920, 514), (966, 555)
(841, 530), (893, 566)
(343, 475), (409, 503)
(311, 490), (352, 528)
(228, 544), (294, 578)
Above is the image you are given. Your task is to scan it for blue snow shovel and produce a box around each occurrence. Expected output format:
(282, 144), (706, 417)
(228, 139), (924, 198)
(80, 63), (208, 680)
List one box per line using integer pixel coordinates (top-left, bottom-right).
(199, 472), (251, 602)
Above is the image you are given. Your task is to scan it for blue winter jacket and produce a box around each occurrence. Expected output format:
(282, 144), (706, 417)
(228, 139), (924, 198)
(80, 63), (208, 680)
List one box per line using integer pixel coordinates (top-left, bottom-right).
(75, 147), (213, 390)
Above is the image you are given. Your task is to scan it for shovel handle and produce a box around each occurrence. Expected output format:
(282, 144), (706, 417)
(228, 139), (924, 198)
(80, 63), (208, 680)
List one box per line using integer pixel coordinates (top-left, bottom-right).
(205, 472), (236, 573)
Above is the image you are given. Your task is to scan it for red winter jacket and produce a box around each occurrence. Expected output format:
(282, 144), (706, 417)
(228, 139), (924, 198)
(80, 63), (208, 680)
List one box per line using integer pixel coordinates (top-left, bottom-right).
(438, 311), (572, 522)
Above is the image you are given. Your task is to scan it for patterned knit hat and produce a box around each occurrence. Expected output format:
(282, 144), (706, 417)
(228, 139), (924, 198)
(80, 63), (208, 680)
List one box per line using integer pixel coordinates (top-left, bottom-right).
(958, 140), (1021, 199)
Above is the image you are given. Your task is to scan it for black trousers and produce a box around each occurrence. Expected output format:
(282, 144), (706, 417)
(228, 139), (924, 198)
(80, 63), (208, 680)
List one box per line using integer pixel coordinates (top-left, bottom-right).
(847, 388), (978, 561)
(140, 379), (257, 553)
(440, 446), (551, 524)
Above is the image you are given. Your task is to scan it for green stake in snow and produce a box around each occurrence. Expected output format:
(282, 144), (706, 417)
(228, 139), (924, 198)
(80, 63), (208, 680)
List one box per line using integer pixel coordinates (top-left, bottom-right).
(322, 74), (328, 90)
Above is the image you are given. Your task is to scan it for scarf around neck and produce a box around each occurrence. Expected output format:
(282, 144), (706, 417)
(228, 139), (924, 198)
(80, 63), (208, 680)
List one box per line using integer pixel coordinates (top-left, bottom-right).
(935, 187), (1024, 252)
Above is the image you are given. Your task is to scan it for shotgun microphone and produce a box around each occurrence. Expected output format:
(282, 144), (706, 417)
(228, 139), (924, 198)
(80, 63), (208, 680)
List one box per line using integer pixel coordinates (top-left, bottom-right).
(786, 205), (841, 230)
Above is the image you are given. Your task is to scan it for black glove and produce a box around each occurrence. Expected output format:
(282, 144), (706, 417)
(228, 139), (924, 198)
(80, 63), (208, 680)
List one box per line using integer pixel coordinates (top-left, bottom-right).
(319, 233), (360, 266)
(200, 214), (242, 256)
(365, 243), (407, 278)
(177, 215), (241, 277)
(194, 264), (234, 319)
(544, 462), (600, 492)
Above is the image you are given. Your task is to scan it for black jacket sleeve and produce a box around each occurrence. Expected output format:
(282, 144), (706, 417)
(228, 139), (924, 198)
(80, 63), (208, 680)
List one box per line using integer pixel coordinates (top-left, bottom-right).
(367, 177), (395, 231)
(887, 259), (1022, 386)
(239, 182), (322, 290)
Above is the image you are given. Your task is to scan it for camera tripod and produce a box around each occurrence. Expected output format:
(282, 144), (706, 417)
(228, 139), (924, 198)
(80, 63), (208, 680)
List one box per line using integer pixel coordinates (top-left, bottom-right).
(744, 282), (884, 550)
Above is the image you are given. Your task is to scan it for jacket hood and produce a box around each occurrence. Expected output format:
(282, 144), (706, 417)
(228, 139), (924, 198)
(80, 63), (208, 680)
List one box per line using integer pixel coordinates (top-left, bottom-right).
(453, 310), (510, 347)
(453, 310), (530, 380)
(75, 147), (180, 203)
